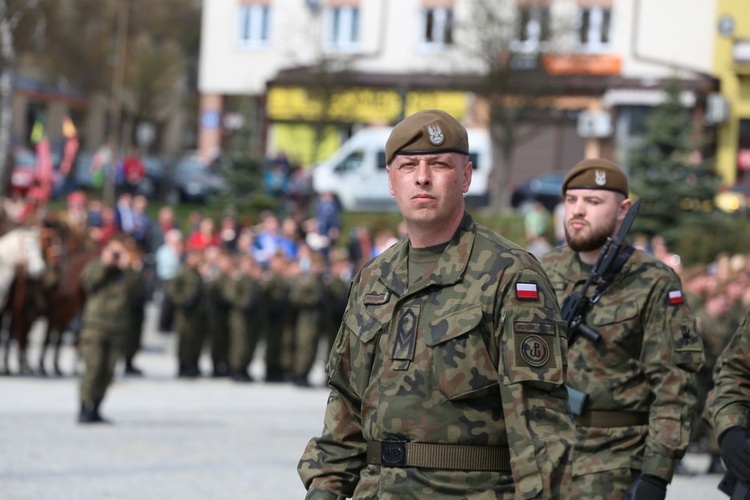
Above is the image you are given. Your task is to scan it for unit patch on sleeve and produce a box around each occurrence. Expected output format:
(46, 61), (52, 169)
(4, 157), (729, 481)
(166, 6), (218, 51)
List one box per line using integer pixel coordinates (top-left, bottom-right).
(519, 335), (550, 367)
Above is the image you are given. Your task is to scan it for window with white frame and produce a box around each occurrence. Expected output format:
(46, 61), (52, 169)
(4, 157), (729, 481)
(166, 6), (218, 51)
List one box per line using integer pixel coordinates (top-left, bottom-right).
(420, 7), (453, 49)
(237, 4), (271, 48)
(323, 6), (360, 52)
(513, 5), (551, 53)
(577, 6), (611, 52)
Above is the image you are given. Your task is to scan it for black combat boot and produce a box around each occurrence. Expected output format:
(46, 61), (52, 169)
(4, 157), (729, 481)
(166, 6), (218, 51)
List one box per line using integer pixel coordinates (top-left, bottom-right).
(78, 402), (109, 424)
(230, 370), (253, 382)
(212, 363), (230, 378)
(265, 368), (286, 383)
(293, 375), (311, 388)
(124, 361), (143, 376)
(706, 453), (726, 474)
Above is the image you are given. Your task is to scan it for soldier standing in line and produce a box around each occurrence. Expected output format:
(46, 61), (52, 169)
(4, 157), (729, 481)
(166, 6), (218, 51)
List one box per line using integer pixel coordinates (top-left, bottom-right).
(319, 250), (352, 363)
(539, 158), (705, 499)
(226, 254), (263, 382)
(166, 248), (207, 378)
(290, 251), (326, 387)
(78, 235), (140, 423)
(123, 237), (147, 376)
(691, 290), (733, 474)
(706, 312), (750, 488)
(261, 251), (293, 382)
(205, 249), (234, 377)
(299, 110), (573, 498)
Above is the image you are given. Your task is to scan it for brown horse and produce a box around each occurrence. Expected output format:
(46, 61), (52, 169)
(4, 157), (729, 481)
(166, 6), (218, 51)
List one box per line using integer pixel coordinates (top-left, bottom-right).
(0, 226), (46, 375)
(36, 223), (98, 376)
(0, 264), (44, 374)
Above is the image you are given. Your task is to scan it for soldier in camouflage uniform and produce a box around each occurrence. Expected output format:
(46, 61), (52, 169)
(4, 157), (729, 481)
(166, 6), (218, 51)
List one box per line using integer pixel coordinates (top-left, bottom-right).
(539, 158), (704, 499)
(290, 251), (326, 387)
(320, 251), (352, 362)
(299, 110), (573, 498)
(78, 235), (140, 423)
(262, 251), (294, 382)
(226, 254), (263, 382)
(166, 248), (207, 378)
(706, 312), (750, 485)
(123, 238), (147, 376)
(205, 249), (234, 377)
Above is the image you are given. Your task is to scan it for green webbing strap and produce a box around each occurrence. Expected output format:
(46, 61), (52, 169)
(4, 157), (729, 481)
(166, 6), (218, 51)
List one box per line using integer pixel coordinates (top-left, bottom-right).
(366, 441), (511, 472)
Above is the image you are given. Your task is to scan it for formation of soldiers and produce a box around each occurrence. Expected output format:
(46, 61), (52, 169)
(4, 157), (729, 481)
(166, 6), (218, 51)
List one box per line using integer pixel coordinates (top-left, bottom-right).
(164, 243), (352, 386)
(680, 252), (750, 474)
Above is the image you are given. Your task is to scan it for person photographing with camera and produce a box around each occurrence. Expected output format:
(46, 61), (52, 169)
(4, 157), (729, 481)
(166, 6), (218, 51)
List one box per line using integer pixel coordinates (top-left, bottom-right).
(78, 235), (141, 424)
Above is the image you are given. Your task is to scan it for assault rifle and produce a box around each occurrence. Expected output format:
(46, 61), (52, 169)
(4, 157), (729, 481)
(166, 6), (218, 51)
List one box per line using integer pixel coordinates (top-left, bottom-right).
(719, 471), (750, 500)
(561, 198), (642, 346)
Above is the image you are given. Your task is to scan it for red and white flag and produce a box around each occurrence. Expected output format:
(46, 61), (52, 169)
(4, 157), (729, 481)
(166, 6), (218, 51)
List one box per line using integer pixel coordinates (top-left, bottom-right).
(516, 283), (539, 300)
(668, 290), (684, 305)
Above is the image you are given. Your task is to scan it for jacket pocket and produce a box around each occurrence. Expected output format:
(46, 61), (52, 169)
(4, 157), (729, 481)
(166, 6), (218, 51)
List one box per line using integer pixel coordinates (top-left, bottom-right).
(329, 307), (386, 399)
(587, 300), (642, 363)
(425, 304), (498, 400)
(670, 317), (704, 371)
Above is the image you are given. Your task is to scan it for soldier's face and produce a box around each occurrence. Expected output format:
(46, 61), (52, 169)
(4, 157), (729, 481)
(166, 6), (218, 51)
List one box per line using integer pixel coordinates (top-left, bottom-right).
(387, 152), (471, 235)
(564, 189), (628, 252)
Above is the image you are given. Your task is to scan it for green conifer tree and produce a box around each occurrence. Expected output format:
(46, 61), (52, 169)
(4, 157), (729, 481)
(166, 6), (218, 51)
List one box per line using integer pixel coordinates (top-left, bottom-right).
(629, 78), (720, 249)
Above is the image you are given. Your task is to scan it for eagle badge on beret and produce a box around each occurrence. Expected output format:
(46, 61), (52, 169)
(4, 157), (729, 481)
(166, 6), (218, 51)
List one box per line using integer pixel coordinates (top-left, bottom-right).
(427, 123), (444, 145)
(595, 170), (607, 186)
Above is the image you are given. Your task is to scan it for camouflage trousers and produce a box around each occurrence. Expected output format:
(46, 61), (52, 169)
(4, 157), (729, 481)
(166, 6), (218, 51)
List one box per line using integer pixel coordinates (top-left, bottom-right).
(571, 468), (639, 499)
(79, 328), (124, 403)
(293, 310), (320, 379)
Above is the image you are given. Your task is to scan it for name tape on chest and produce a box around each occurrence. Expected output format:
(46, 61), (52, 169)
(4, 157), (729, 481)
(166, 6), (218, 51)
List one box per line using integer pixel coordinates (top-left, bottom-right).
(364, 291), (391, 305)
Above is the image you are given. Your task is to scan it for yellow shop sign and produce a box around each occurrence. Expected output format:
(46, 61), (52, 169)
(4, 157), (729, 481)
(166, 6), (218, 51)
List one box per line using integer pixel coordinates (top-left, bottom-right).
(267, 86), (467, 123)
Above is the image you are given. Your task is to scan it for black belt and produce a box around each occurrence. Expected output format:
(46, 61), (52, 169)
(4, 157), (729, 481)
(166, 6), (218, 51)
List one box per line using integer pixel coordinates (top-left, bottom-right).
(576, 410), (649, 428)
(366, 441), (511, 472)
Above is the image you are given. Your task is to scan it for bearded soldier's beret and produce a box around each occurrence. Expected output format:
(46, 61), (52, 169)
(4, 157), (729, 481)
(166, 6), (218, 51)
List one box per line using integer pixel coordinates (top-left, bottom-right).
(562, 158), (629, 196)
(385, 109), (469, 164)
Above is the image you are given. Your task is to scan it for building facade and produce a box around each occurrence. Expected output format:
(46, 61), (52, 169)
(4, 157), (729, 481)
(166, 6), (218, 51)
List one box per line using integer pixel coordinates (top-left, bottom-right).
(712, 0), (750, 186)
(199, 0), (722, 190)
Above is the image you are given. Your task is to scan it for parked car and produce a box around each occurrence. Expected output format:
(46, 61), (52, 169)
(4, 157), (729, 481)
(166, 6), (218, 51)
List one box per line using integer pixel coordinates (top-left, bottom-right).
(312, 126), (492, 211)
(72, 151), (169, 200)
(164, 153), (226, 204)
(137, 155), (169, 200)
(510, 171), (566, 212)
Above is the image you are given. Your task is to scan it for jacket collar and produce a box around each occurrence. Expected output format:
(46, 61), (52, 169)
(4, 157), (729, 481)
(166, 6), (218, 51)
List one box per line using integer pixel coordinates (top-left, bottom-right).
(374, 212), (476, 298)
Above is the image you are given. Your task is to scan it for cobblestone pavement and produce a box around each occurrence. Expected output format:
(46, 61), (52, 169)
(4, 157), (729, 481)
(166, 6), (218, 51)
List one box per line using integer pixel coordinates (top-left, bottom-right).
(0, 303), (730, 499)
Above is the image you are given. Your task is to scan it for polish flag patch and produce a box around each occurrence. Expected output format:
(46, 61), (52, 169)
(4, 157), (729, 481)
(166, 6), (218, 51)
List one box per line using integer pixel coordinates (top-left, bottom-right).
(668, 290), (684, 305)
(516, 283), (539, 300)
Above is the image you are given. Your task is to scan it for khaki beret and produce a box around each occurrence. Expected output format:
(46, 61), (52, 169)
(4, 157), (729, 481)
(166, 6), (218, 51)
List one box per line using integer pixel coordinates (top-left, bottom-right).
(563, 158), (628, 196)
(385, 109), (469, 164)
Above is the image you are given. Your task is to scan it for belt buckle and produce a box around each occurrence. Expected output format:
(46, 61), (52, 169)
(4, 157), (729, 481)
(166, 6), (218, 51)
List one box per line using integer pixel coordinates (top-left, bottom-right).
(381, 440), (407, 467)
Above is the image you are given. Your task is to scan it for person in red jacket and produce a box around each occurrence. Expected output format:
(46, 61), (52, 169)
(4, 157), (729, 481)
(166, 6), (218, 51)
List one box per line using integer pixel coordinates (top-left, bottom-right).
(186, 216), (220, 251)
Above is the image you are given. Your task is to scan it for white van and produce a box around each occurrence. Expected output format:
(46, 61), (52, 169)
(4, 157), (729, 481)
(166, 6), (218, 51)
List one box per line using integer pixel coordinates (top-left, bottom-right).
(311, 127), (492, 211)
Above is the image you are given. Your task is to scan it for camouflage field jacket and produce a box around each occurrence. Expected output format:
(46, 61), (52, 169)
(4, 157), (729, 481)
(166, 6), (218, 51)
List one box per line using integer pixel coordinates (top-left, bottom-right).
(299, 213), (574, 499)
(707, 312), (750, 439)
(540, 246), (704, 481)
